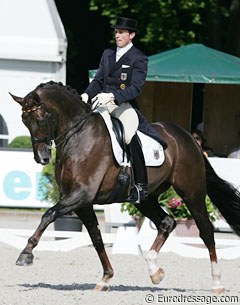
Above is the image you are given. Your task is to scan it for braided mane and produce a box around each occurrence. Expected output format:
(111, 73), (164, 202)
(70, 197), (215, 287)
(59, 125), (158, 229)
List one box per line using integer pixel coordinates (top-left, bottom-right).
(35, 80), (79, 96)
(31, 80), (91, 112)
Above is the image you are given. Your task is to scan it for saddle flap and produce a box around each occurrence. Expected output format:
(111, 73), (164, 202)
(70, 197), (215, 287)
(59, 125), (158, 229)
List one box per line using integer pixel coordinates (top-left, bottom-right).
(111, 117), (125, 150)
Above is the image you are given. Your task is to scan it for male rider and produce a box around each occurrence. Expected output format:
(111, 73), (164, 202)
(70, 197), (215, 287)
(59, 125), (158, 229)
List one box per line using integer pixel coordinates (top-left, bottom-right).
(81, 17), (148, 203)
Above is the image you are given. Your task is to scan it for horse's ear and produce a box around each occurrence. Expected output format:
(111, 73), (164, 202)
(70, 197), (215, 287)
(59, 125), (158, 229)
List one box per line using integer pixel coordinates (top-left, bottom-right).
(9, 93), (24, 106)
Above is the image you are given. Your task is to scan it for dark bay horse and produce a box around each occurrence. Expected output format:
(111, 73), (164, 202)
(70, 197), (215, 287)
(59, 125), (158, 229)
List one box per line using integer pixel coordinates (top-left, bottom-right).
(10, 81), (240, 293)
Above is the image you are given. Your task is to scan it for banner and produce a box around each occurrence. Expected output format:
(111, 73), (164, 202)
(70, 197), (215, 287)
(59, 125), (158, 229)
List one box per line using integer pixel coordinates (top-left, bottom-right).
(0, 150), (240, 208)
(0, 150), (51, 208)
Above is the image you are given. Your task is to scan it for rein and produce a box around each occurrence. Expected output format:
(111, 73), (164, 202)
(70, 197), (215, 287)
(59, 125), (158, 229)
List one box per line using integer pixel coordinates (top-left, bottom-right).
(24, 90), (93, 149)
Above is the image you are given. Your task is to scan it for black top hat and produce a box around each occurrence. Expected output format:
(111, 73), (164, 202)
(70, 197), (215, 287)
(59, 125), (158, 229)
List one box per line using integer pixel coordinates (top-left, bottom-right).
(112, 17), (137, 32)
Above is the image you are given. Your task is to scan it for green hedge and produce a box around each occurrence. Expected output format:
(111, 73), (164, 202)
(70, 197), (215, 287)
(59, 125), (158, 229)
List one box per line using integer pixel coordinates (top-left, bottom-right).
(8, 136), (32, 149)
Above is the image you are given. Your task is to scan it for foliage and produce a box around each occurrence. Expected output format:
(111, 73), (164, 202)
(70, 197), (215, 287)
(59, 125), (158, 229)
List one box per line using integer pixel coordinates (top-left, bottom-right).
(40, 149), (60, 204)
(89, 0), (240, 57)
(159, 187), (219, 222)
(121, 202), (143, 217)
(121, 186), (219, 222)
(8, 136), (32, 149)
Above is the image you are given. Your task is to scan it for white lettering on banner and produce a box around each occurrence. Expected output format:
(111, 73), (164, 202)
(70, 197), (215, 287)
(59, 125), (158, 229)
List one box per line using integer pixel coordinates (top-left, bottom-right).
(0, 150), (51, 208)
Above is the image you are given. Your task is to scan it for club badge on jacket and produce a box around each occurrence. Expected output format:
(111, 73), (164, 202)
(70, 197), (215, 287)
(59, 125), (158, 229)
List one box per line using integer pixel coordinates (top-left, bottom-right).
(120, 73), (127, 90)
(121, 73), (127, 80)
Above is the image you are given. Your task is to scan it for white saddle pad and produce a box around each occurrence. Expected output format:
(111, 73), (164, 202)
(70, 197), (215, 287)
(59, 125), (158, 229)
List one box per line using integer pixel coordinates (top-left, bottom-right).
(95, 107), (165, 167)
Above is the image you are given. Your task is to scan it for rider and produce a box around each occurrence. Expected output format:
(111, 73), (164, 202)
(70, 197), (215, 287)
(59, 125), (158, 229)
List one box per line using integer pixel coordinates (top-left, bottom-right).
(81, 16), (148, 203)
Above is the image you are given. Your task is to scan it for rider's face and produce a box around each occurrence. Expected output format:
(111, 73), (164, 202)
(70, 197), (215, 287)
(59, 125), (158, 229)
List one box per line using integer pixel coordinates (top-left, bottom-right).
(115, 29), (135, 48)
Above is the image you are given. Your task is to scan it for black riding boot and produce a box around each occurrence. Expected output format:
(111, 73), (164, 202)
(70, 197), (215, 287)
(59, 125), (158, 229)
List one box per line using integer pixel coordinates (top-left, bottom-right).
(127, 134), (148, 203)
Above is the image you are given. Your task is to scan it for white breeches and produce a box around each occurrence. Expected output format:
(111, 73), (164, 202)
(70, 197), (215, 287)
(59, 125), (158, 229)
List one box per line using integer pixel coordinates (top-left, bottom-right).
(106, 101), (139, 144)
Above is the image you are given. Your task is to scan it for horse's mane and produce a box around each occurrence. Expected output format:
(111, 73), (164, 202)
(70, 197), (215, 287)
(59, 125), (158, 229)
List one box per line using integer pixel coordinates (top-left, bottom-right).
(29, 80), (92, 113)
(35, 80), (80, 97)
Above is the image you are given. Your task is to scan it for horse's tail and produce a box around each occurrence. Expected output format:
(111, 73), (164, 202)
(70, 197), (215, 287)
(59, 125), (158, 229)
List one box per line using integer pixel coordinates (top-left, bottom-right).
(204, 156), (240, 236)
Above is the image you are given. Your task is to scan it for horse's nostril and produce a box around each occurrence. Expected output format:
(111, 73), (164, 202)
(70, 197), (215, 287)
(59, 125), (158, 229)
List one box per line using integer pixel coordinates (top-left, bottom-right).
(42, 158), (50, 164)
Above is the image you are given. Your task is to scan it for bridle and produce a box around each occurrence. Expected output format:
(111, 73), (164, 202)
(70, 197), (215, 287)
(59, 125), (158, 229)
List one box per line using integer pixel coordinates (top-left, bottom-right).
(22, 99), (92, 149)
(23, 103), (56, 148)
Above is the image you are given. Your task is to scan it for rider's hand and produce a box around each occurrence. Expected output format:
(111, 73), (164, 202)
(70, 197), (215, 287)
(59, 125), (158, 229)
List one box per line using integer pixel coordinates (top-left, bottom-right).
(91, 93), (114, 108)
(81, 93), (89, 103)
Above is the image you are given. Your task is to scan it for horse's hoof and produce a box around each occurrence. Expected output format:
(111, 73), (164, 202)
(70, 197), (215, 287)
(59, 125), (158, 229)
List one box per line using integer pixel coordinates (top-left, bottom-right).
(94, 281), (110, 292)
(211, 286), (225, 295)
(150, 268), (165, 285)
(16, 253), (34, 266)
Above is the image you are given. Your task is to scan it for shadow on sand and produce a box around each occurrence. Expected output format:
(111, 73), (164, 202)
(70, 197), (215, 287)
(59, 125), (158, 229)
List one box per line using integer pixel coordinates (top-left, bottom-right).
(19, 282), (209, 293)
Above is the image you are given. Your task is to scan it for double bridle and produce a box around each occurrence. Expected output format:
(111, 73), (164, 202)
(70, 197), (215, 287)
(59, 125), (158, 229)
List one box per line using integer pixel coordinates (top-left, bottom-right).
(23, 101), (92, 149)
(23, 104), (55, 148)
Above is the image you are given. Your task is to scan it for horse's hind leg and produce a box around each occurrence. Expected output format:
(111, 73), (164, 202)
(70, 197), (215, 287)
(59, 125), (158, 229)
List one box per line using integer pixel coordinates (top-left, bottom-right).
(135, 196), (176, 284)
(183, 193), (225, 294)
(75, 207), (114, 291)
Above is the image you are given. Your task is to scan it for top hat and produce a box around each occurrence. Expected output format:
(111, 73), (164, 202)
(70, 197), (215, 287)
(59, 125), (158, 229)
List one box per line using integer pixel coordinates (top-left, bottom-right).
(112, 17), (137, 32)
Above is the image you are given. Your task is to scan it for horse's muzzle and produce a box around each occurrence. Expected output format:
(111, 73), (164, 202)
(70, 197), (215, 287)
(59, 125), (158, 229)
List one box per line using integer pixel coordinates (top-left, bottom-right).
(33, 144), (51, 165)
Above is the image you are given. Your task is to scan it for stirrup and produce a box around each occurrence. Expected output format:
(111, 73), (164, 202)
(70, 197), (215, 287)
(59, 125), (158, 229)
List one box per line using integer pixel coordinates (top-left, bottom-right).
(128, 183), (148, 203)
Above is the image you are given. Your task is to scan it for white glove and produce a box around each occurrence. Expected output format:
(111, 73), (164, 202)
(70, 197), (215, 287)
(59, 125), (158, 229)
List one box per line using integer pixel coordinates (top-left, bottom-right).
(81, 93), (89, 103)
(91, 93), (114, 108)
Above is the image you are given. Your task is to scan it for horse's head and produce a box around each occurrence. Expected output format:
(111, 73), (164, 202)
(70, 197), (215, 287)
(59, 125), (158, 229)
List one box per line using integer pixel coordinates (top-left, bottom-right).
(10, 91), (54, 165)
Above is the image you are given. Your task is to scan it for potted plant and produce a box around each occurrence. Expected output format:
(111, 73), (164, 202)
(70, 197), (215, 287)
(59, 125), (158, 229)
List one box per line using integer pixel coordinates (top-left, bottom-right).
(158, 187), (220, 236)
(121, 187), (219, 236)
(40, 149), (82, 233)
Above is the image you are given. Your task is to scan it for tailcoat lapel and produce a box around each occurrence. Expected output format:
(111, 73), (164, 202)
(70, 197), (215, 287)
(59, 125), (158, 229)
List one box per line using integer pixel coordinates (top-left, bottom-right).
(108, 46), (135, 75)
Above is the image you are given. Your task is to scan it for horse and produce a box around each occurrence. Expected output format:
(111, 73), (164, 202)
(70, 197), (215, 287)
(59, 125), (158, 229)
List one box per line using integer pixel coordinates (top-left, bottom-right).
(10, 81), (240, 293)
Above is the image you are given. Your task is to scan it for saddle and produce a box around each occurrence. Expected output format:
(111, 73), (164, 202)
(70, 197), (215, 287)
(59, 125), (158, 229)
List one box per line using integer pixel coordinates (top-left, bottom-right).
(95, 107), (166, 203)
(111, 113), (167, 157)
(110, 116), (167, 203)
(111, 117), (125, 151)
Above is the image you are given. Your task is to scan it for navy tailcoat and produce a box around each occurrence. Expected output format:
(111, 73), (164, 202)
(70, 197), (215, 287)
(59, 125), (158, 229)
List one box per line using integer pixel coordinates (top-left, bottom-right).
(85, 46), (148, 107)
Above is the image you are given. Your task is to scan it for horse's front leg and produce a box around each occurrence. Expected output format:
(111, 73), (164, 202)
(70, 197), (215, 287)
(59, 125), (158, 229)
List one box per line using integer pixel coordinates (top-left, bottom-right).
(75, 207), (114, 291)
(16, 204), (63, 266)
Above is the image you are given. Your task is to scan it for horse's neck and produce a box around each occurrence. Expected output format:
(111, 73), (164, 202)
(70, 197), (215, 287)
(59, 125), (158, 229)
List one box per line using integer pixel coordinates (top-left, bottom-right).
(38, 85), (91, 137)
(51, 99), (90, 136)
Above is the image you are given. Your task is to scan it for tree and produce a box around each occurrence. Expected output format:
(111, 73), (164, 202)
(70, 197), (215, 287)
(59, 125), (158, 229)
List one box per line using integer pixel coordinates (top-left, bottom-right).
(90, 0), (240, 56)
(54, 0), (240, 92)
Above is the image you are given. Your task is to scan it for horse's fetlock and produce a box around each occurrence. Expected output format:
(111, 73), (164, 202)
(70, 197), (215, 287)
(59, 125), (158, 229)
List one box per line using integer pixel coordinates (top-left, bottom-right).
(28, 237), (38, 247)
(105, 269), (114, 278)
